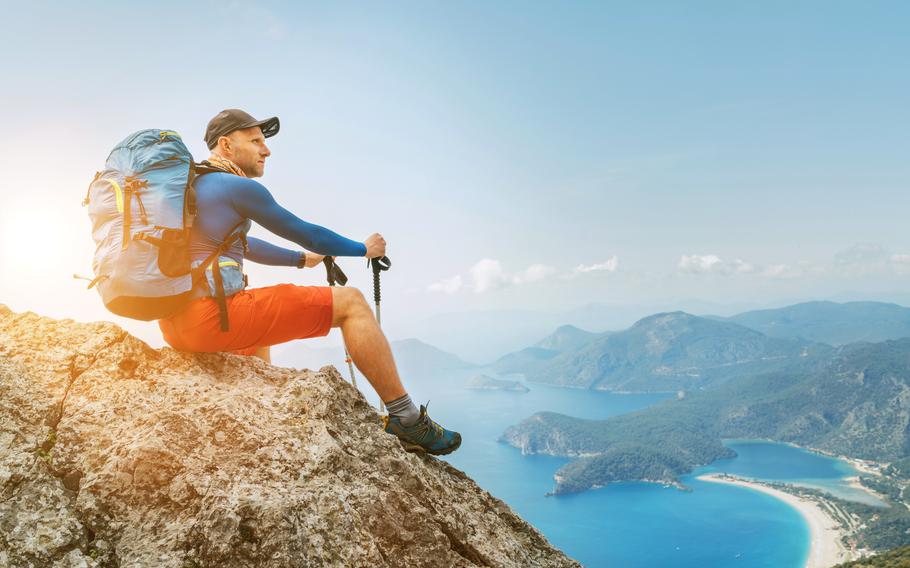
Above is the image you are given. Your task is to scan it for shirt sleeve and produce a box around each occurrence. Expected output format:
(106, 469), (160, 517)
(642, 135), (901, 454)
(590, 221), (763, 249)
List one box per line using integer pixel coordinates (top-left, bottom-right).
(226, 177), (368, 257)
(245, 236), (301, 266)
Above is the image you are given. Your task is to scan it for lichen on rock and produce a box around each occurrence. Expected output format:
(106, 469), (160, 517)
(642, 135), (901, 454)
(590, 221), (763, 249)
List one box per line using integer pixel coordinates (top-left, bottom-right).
(0, 306), (579, 567)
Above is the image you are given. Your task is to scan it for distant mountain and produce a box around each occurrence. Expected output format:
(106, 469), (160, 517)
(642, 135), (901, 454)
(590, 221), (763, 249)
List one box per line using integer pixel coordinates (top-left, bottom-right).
(524, 312), (822, 392)
(390, 338), (476, 376)
(407, 300), (753, 364)
(534, 325), (602, 352)
(502, 338), (910, 493)
(272, 337), (475, 378)
(714, 301), (910, 345)
(468, 374), (530, 392)
(411, 309), (586, 364)
(492, 325), (604, 375)
(492, 347), (562, 376)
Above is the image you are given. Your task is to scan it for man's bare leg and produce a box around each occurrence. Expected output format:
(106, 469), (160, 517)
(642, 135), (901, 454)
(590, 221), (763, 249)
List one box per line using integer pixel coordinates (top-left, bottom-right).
(330, 287), (406, 402)
(330, 287), (461, 454)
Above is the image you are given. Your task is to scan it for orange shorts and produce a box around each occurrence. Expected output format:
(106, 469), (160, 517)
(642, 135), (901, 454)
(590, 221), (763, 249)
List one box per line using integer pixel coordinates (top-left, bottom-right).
(158, 284), (334, 356)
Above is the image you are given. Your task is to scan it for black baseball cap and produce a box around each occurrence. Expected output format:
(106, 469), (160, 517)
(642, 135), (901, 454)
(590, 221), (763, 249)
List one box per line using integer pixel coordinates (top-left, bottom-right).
(205, 109), (280, 149)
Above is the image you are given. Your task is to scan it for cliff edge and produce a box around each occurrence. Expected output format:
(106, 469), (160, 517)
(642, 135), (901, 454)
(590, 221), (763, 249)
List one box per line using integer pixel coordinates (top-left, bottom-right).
(0, 305), (579, 567)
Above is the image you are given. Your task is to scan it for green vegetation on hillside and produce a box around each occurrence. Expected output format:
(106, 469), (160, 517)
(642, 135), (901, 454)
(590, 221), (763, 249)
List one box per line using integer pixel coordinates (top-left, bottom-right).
(777, 476), (910, 553)
(501, 405), (734, 491)
(835, 545), (910, 567)
(503, 338), (910, 488)
(524, 312), (822, 391)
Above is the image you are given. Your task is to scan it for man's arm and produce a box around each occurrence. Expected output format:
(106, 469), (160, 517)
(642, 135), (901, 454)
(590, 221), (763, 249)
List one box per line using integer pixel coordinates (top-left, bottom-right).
(226, 176), (367, 257)
(245, 236), (301, 266)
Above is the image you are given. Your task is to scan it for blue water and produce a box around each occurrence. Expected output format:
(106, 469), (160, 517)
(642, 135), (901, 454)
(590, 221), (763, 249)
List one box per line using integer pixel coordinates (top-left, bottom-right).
(701, 439), (886, 507)
(358, 368), (866, 567)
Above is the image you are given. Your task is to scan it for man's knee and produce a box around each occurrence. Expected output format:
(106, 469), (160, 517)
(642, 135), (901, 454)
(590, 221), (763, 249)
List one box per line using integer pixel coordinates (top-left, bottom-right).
(331, 287), (370, 326)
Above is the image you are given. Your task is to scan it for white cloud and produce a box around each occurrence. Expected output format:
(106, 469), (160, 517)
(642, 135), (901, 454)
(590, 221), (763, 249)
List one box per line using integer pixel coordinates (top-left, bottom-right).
(427, 275), (463, 294)
(834, 243), (888, 275)
(732, 259), (756, 274)
(829, 245), (910, 276)
(678, 254), (725, 274)
(573, 256), (619, 274)
(891, 254), (910, 274)
(512, 263), (557, 284)
(761, 264), (799, 278)
(470, 259), (508, 293)
(678, 254), (810, 279)
(428, 257), (617, 294)
(835, 243), (886, 265)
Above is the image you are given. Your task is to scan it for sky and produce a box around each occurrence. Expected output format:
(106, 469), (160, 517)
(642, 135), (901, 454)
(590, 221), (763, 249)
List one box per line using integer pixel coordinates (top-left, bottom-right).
(1, 1), (909, 350)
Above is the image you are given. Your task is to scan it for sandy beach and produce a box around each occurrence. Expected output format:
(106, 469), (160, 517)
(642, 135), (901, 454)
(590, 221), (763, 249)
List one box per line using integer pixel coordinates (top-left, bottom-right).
(697, 473), (859, 568)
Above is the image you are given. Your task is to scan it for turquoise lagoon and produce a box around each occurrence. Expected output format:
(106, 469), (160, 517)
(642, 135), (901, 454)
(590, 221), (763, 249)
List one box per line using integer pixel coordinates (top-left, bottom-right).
(360, 369), (871, 567)
(702, 439), (886, 507)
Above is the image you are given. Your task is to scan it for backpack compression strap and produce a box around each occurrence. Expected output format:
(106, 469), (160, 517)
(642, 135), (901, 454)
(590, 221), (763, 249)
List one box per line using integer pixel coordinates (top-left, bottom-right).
(189, 219), (249, 332)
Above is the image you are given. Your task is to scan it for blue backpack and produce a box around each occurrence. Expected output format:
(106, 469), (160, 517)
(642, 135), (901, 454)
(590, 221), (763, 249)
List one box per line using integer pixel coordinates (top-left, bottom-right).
(83, 129), (245, 326)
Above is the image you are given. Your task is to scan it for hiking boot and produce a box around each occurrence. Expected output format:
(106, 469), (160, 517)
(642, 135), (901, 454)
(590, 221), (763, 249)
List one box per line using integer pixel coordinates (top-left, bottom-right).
(382, 404), (462, 456)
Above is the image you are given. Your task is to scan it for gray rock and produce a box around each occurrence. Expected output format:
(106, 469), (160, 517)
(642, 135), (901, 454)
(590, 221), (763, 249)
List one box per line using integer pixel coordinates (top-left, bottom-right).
(0, 307), (579, 567)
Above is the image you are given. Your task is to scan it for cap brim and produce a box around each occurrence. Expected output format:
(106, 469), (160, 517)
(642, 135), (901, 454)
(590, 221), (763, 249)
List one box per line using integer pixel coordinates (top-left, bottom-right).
(242, 116), (280, 138)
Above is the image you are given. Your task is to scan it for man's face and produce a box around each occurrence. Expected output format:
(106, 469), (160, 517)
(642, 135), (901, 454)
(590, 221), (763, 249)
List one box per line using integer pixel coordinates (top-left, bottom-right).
(222, 126), (271, 177)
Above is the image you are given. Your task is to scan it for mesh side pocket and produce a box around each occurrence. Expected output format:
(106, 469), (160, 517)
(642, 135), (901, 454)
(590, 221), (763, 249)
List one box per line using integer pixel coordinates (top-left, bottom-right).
(157, 228), (191, 277)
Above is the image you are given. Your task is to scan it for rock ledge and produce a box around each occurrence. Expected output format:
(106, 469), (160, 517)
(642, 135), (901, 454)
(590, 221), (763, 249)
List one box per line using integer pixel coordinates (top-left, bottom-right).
(0, 306), (579, 567)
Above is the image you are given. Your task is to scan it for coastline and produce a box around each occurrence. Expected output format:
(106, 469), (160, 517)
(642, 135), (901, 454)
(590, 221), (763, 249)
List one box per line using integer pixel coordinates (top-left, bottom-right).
(697, 473), (860, 568)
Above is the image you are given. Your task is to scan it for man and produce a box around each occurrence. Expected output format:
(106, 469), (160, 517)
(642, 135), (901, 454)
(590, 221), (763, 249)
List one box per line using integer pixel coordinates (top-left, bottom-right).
(158, 109), (461, 456)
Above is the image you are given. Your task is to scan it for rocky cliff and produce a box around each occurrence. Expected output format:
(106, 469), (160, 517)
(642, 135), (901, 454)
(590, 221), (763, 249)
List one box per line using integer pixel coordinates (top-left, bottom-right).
(0, 306), (579, 568)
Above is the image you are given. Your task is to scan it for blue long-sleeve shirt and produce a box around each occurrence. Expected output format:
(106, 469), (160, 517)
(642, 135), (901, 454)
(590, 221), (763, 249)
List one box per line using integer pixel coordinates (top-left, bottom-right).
(189, 172), (367, 267)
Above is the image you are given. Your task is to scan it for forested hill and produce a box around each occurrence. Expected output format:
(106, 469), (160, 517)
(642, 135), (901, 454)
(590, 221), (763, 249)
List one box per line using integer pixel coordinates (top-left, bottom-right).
(519, 312), (824, 391)
(712, 301), (910, 345)
(835, 545), (910, 567)
(491, 325), (604, 375)
(502, 338), (910, 493)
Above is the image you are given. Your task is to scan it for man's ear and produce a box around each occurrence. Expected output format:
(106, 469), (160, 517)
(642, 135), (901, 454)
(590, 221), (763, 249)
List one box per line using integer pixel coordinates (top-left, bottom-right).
(216, 135), (232, 155)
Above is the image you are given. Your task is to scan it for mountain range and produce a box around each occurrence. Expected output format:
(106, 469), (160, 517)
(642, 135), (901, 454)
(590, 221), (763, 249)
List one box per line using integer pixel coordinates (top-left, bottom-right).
(494, 301), (910, 392)
(710, 301), (910, 345)
(491, 324), (605, 377)
(501, 337), (910, 493)
(496, 312), (822, 392)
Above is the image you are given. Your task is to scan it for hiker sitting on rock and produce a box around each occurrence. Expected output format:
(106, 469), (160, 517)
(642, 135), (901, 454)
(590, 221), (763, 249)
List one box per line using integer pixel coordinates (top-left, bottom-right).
(157, 108), (461, 456)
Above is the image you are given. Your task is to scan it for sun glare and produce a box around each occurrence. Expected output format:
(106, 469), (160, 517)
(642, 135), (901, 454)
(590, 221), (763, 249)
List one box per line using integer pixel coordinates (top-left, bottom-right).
(0, 194), (93, 308)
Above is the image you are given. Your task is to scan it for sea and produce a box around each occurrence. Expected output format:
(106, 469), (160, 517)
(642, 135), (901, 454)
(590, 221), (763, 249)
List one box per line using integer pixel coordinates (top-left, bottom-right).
(356, 367), (882, 568)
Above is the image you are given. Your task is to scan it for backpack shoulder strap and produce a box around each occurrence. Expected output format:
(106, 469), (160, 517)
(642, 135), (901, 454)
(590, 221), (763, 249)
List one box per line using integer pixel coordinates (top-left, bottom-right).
(193, 161), (231, 177)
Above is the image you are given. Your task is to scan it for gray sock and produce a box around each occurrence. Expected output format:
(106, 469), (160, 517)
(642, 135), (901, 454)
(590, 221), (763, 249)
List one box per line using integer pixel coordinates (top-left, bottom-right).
(386, 393), (420, 427)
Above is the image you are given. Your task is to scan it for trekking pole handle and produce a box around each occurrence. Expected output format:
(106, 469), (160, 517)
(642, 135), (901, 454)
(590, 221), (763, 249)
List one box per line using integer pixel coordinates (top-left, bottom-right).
(323, 257), (335, 286)
(368, 256), (391, 304)
(323, 257), (348, 286)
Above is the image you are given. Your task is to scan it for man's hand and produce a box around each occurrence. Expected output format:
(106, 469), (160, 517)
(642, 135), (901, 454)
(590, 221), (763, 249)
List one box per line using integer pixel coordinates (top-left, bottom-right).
(364, 233), (387, 258)
(305, 253), (326, 268)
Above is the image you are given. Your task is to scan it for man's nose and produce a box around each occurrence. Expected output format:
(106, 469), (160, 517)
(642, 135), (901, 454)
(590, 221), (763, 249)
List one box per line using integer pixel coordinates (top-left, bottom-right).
(261, 143), (271, 157)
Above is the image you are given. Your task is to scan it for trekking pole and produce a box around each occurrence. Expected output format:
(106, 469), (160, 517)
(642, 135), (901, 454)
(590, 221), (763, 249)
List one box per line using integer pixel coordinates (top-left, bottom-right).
(368, 256), (392, 412)
(323, 257), (359, 391)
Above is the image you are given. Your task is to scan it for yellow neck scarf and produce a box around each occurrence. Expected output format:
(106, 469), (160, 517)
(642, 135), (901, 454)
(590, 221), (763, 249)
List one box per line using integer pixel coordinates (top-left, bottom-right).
(204, 155), (248, 177)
